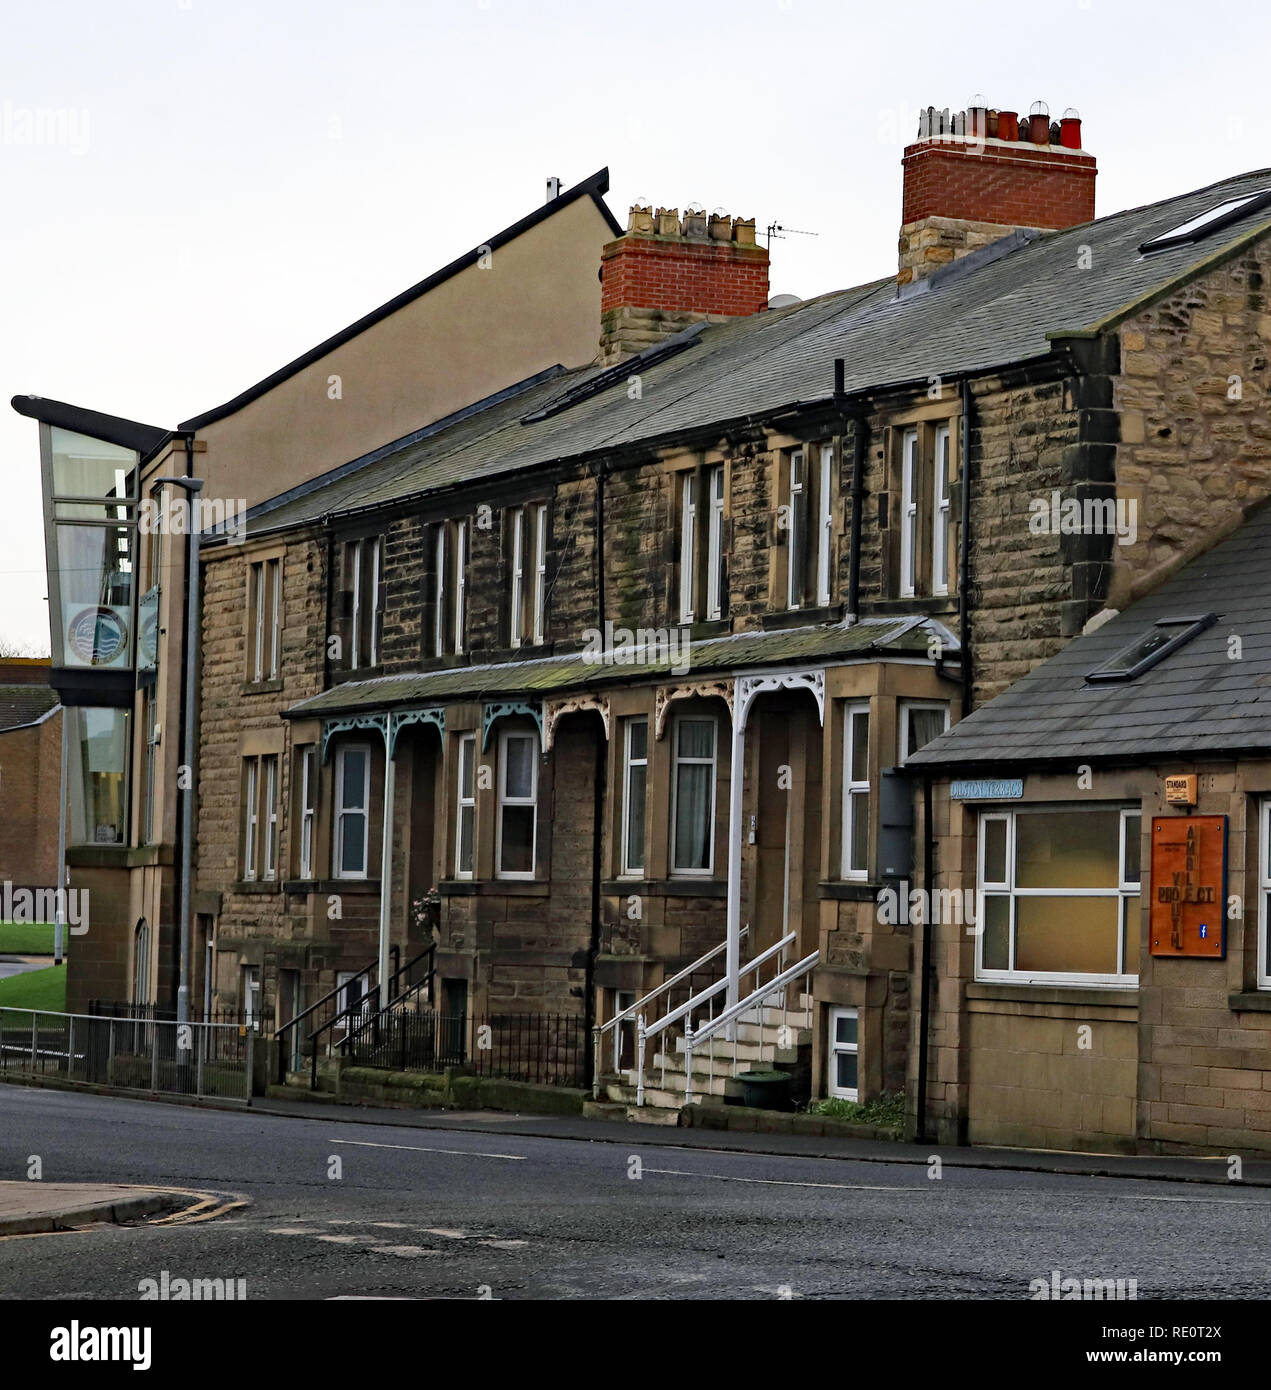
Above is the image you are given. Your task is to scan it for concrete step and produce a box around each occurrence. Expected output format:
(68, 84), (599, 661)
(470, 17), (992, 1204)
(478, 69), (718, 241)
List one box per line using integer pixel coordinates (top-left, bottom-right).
(676, 1027), (810, 1055)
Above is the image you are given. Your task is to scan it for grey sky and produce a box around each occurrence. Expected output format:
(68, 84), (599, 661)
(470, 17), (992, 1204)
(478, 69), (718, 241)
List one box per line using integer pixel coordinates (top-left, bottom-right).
(2, 0), (1265, 649)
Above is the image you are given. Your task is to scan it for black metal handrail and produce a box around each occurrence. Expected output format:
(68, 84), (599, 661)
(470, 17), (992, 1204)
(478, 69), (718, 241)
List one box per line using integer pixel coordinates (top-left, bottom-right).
(342, 945), (436, 1052)
(302, 944), (434, 1089)
(273, 947), (396, 1085)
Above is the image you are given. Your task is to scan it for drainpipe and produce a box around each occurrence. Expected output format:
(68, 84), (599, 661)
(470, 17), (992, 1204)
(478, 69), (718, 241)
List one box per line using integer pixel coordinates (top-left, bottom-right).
(959, 379), (974, 714)
(377, 726), (396, 1013)
(584, 458), (607, 1085)
(845, 385), (867, 622)
(915, 770), (935, 1141)
(173, 452), (203, 1030)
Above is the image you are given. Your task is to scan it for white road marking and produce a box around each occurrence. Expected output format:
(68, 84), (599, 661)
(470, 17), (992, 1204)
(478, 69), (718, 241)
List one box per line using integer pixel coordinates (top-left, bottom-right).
(368, 1245), (438, 1258)
(644, 1168), (926, 1192)
(316, 1234), (361, 1244)
(269, 1227), (322, 1236)
(330, 1139), (525, 1161)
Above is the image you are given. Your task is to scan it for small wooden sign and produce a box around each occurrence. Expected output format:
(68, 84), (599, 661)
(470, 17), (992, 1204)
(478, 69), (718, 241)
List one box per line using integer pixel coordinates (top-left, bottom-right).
(1150, 815), (1226, 958)
(1164, 774), (1198, 806)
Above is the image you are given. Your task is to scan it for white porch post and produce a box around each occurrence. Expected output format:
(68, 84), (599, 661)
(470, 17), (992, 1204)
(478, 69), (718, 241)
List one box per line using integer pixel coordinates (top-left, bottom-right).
(378, 722), (396, 1012)
(725, 682), (746, 1013)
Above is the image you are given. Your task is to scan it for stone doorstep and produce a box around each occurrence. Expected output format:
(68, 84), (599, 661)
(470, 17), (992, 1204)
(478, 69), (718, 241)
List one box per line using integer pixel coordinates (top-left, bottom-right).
(0, 1181), (186, 1237)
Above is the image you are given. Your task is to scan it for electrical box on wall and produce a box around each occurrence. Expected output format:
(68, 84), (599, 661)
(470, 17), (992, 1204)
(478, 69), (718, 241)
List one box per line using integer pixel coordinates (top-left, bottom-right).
(879, 767), (914, 880)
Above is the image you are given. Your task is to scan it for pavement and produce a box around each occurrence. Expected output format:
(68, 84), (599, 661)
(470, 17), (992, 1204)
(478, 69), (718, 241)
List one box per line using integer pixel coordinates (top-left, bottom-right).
(0, 1181), (187, 1236)
(4, 1084), (1271, 1300)
(250, 1091), (1271, 1187)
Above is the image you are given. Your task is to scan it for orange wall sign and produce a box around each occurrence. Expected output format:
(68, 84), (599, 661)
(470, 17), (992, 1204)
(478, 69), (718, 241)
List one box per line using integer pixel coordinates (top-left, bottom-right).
(1150, 815), (1226, 958)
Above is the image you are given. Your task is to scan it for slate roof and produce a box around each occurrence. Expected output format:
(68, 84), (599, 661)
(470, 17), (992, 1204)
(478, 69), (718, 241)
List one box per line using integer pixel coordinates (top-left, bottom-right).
(285, 616), (952, 718)
(0, 685), (59, 734)
(907, 502), (1271, 770)
(245, 166), (1271, 538)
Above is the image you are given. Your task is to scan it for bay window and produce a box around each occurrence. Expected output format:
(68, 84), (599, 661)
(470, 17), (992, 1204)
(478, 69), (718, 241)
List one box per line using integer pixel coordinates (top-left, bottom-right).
(335, 744), (371, 879)
(671, 715), (716, 874)
(497, 729), (538, 879)
(621, 717), (648, 876)
(977, 806), (1141, 984)
(842, 703), (870, 878)
(456, 733), (476, 878)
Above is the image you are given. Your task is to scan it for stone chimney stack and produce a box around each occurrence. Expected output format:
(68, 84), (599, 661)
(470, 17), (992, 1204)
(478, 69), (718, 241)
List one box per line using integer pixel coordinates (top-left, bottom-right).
(599, 204), (771, 364)
(899, 98), (1096, 285)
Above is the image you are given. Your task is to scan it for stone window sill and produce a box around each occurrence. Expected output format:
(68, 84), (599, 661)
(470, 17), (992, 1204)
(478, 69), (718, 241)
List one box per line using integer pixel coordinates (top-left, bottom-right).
(601, 878), (727, 898)
(966, 981), (1138, 1009)
(1229, 992), (1271, 1013)
(240, 678), (284, 696)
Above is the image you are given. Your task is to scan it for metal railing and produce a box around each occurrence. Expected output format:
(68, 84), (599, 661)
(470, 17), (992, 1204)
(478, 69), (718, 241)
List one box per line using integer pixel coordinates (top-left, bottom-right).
(682, 949), (819, 1104)
(0, 1005), (253, 1103)
(341, 1009), (586, 1089)
(592, 926), (749, 1098)
(634, 932), (804, 1107)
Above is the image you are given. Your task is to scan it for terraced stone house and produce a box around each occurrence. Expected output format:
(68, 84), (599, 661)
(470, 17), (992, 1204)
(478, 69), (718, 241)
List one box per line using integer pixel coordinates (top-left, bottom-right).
(21, 101), (1271, 1131)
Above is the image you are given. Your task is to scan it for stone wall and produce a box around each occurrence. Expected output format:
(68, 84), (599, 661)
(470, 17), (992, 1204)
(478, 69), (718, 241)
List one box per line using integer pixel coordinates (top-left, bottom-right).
(1113, 238), (1271, 603)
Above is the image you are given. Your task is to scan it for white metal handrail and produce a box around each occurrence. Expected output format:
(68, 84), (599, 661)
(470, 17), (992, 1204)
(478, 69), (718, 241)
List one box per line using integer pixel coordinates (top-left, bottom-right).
(592, 926), (748, 1096)
(635, 931), (796, 1106)
(682, 950), (819, 1104)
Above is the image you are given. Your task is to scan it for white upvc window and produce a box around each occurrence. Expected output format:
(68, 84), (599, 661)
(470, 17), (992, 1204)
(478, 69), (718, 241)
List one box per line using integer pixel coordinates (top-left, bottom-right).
(347, 536), (381, 670)
(262, 754), (279, 881)
(679, 473), (696, 624)
(933, 423), (951, 596)
(434, 524), (447, 658)
(899, 427), (919, 598)
(670, 715), (716, 875)
(242, 758), (259, 881)
(787, 448), (806, 609)
(621, 717), (649, 877)
(251, 561), (265, 681)
(454, 519), (468, 656)
(299, 745), (316, 880)
(705, 464), (725, 621)
(1258, 800), (1271, 990)
(898, 701), (950, 765)
(842, 702), (870, 879)
(269, 558), (281, 675)
(455, 733), (476, 879)
(827, 1006), (859, 1101)
(532, 503), (547, 644)
(977, 805), (1141, 986)
(509, 507), (525, 645)
(334, 743), (371, 880)
(496, 729), (538, 879)
(817, 443), (833, 607)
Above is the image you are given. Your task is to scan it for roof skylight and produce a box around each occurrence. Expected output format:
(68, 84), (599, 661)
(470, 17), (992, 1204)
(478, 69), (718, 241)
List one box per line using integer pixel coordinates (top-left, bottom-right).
(1085, 614), (1215, 683)
(1139, 191), (1271, 254)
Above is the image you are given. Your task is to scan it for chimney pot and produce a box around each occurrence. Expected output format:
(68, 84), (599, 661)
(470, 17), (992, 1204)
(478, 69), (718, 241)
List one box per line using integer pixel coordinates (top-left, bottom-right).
(1060, 111), (1083, 149)
(655, 207), (679, 237)
(708, 210), (731, 240)
(627, 202), (655, 234)
(731, 217), (757, 246)
(997, 110), (1019, 142)
(545, 175), (561, 203)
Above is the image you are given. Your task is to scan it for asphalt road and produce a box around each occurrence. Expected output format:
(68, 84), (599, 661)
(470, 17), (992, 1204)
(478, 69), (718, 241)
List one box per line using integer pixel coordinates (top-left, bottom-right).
(2, 1085), (1270, 1301)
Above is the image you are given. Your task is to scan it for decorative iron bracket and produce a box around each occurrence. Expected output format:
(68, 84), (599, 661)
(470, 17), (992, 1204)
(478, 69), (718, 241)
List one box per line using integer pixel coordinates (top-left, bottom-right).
(321, 712), (388, 761)
(389, 707), (445, 757)
(654, 680), (734, 740)
(735, 669), (826, 732)
(481, 700), (544, 751)
(543, 694), (610, 751)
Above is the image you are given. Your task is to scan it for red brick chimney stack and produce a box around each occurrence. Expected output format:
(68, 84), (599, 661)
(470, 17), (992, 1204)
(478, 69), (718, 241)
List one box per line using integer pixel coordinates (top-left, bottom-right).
(598, 203), (771, 364)
(899, 98), (1096, 285)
